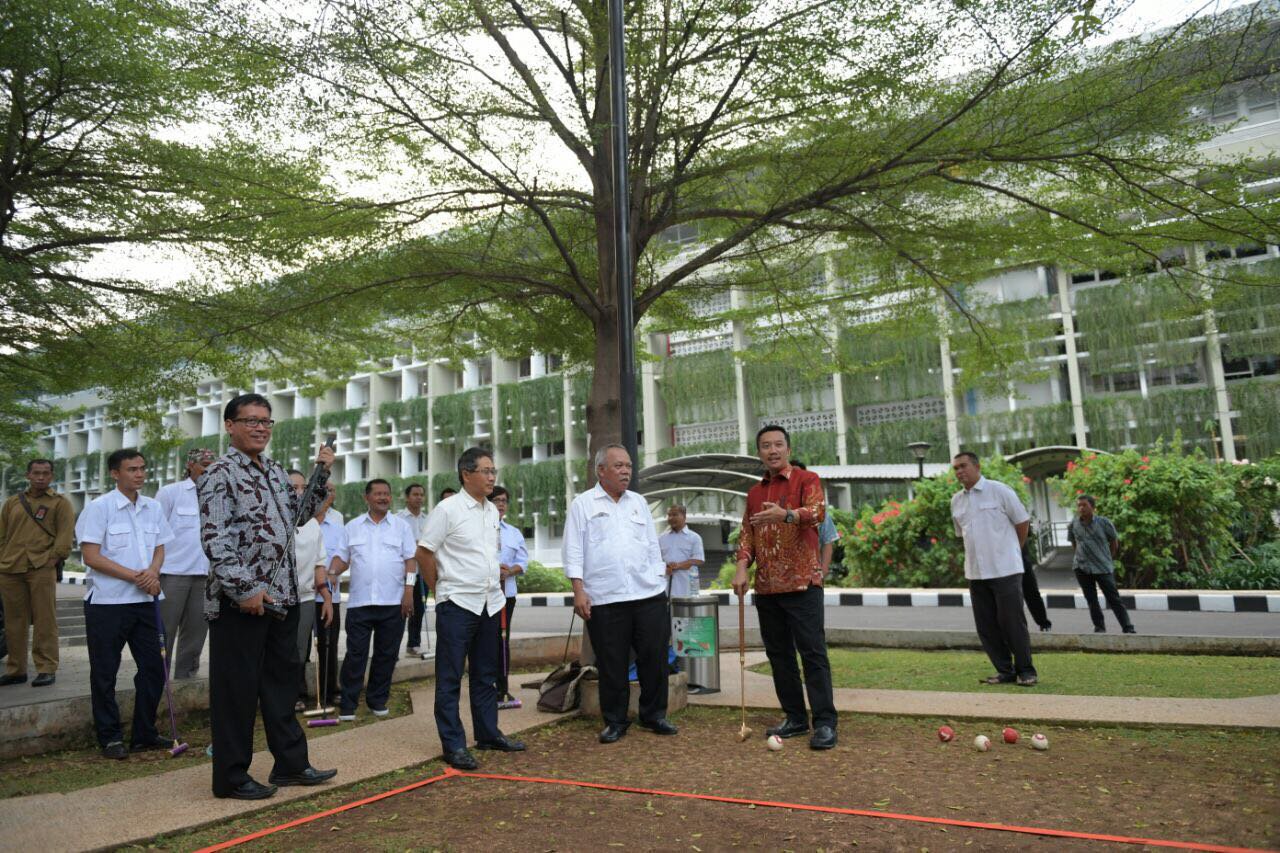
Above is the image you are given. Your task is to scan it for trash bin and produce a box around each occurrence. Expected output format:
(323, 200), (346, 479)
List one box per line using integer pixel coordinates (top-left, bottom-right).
(671, 594), (720, 693)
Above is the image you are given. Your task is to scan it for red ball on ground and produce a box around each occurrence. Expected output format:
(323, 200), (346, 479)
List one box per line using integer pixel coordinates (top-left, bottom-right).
(937, 725), (955, 742)
(1002, 727), (1019, 744)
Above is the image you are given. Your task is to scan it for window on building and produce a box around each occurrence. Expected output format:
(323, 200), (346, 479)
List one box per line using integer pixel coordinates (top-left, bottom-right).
(520, 445), (534, 459)
(1244, 82), (1279, 122)
(519, 357), (532, 378)
(551, 440), (566, 456)
(547, 354), (563, 372)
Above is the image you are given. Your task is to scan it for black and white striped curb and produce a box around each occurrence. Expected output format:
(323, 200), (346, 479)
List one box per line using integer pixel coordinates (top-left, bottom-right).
(61, 574), (1277, 613)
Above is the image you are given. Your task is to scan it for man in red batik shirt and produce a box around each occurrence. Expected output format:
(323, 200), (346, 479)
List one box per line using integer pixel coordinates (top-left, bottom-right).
(733, 424), (837, 750)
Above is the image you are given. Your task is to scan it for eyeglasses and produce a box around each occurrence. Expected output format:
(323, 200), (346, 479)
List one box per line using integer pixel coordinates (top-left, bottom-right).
(469, 467), (499, 477)
(232, 418), (276, 429)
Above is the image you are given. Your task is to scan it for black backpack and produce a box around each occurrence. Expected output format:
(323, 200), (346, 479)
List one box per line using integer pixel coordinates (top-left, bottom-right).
(535, 661), (596, 713)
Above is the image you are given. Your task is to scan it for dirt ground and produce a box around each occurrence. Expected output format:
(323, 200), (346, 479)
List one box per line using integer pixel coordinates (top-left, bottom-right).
(205, 707), (1279, 852)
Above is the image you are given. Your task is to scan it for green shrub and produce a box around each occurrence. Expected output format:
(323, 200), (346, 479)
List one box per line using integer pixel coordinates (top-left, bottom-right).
(1204, 541), (1280, 590)
(1226, 453), (1280, 549)
(1056, 440), (1239, 588)
(837, 455), (1028, 588)
(516, 560), (572, 593)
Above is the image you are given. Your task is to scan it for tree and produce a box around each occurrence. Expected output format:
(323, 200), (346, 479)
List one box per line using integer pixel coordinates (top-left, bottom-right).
(200, 0), (1278, 462)
(8, 0), (1280, 468)
(0, 0), (383, 461)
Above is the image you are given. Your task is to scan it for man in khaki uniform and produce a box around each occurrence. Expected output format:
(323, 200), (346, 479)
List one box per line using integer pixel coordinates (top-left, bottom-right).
(0, 459), (74, 686)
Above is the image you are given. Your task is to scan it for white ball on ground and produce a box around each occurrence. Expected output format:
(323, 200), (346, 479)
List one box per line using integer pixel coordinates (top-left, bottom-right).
(973, 734), (991, 752)
(1030, 733), (1050, 751)
(767, 734), (784, 751)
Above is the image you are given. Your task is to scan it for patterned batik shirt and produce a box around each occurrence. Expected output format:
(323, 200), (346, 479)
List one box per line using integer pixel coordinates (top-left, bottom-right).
(735, 465), (826, 595)
(199, 446), (330, 620)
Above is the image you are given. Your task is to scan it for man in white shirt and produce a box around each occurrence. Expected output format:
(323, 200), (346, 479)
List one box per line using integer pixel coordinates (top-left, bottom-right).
(950, 452), (1037, 687)
(328, 479), (416, 719)
(75, 449), (175, 760)
(289, 470), (330, 709)
(155, 447), (214, 680)
(489, 486), (527, 703)
(659, 504), (704, 599)
(564, 444), (675, 744)
(417, 447), (526, 770)
(315, 483), (344, 707)
(396, 483), (429, 656)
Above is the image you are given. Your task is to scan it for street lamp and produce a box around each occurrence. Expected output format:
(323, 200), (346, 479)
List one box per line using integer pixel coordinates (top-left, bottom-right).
(906, 441), (932, 481)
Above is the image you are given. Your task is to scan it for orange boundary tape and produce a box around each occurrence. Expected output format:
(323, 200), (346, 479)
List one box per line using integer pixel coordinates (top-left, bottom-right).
(197, 766), (1276, 853)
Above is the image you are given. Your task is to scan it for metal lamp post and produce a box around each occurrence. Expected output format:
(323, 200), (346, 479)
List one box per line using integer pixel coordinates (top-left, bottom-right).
(608, 0), (638, 467)
(906, 441), (932, 481)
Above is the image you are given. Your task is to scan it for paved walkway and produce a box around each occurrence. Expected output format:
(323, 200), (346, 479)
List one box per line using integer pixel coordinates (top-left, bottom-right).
(0, 678), (573, 853)
(691, 651), (1280, 728)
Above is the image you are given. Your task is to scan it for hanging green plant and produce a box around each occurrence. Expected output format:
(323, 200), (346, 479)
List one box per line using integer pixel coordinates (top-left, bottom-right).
(269, 416), (316, 470)
(743, 358), (830, 419)
(1081, 388), (1216, 454)
(660, 348), (736, 425)
(848, 416), (950, 464)
(1074, 277), (1203, 376)
(1228, 378), (1280, 460)
(431, 471), (458, 500)
(497, 375), (564, 449)
(790, 430), (839, 465)
(432, 389), (486, 449)
(950, 296), (1057, 393)
(1215, 258), (1280, 359)
(956, 402), (1075, 456)
(501, 458), (567, 528)
(333, 481), (368, 519)
(839, 316), (943, 407)
(319, 407), (364, 437)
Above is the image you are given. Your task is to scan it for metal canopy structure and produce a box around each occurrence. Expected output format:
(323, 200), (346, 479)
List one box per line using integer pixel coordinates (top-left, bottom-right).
(1004, 445), (1106, 479)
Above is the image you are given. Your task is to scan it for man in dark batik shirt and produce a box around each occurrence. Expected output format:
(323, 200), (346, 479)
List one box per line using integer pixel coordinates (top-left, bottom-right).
(199, 393), (337, 801)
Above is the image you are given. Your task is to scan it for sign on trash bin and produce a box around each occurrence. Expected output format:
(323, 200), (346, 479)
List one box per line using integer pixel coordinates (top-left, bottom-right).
(673, 615), (717, 657)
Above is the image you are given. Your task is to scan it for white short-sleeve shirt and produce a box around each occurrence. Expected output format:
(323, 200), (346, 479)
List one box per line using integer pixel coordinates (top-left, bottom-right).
(294, 518), (326, 600)
(950, 477), (1030, 581)
(659, 527), (706, 598)
(316, 508), (345, 604)
(75, 488), (175, 605)
(336, 513), (416, 608)
(156, 478), (209, 577)
(562, 484), (666, 606)
(419, 492), (506, 616)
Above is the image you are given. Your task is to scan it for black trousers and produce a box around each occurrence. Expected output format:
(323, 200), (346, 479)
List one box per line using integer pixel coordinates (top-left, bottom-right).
(84, 601), (165, 748)
(433, 599), (502, 753)
(406, 576), (427, 649)
(208, 599), (310, 796)
(339, 604), (405, 713)
(755, 585), (837, 730)
(585, 593), (670, 728)
(1075, 570), (1133, 631)
(970, 574), (1037, 679)
(315, 601), (342, 706)
(1021, 568), (1050, 629)
(498, 596), (516, 697)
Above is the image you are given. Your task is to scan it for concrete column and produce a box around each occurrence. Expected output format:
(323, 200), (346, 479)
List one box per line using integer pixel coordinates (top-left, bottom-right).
(1192, 243), (1237, 462)
(562, 370), (577, 507)
(936, 297), (961, 458)
(1054, 266), (1089, 448)
(826, 255), (849, 464)
(730, 287), (752, 454)
(640, 334), (665, 468)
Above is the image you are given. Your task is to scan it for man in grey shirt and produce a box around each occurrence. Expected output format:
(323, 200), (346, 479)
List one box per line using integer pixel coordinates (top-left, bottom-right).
(1067, 495), (1135, 634)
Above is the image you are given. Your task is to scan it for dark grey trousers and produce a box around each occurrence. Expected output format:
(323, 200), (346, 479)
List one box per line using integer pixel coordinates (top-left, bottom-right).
(970, 574), (1036, 678)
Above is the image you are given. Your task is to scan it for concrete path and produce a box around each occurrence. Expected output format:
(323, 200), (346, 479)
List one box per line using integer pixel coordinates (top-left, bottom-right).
(691, 651), (1280, 729)
(0, 678), (573, 853)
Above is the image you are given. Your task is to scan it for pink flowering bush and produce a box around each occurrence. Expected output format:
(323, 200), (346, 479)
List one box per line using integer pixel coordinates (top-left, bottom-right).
(837, 456), (1028, 587)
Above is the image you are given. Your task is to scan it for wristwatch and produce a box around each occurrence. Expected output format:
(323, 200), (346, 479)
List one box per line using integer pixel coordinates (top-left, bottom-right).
(784, 510), (795, 524)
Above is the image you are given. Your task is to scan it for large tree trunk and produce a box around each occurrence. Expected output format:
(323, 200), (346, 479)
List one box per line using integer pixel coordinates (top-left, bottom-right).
(585, 307), (624, 476)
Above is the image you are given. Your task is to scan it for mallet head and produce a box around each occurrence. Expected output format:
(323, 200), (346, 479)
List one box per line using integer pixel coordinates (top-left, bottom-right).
(737, 724), (752, 742)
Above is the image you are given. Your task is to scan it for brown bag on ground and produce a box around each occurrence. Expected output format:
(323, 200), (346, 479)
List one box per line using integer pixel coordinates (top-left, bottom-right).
(535, 661), (596, 713)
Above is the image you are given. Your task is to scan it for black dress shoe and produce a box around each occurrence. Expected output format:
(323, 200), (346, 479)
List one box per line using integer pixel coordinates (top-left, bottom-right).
(598, 723), (628, 744)
(1094, 626), (1106, 633)
(638, 718), (678, 736)
(31, 673), (55, 687)
(130, 738), (172, 753)
(217, 779), (277, 800)
(1122, 626), (1137, 634)
(1038, 622), (1052, 632)
(979, 674), (1016, 685)
(475, 734), (526, 752)
(0, 674), (28, 686)
(809, 725), (838, 750)
(765, 719), (810, 739)
(101, 741), (127, 760)
(269, 766), (338, 787)
(444, 748), (479, 770)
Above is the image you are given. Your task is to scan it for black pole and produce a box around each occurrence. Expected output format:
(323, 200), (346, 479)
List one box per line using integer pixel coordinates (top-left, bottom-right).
(917, 458), (924, 481)
(608, 0), (638, 470)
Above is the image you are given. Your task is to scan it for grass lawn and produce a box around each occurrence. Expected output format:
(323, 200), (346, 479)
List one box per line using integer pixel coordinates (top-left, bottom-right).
(0, 677), (423, 800)
(752, 648), (1280, 698)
